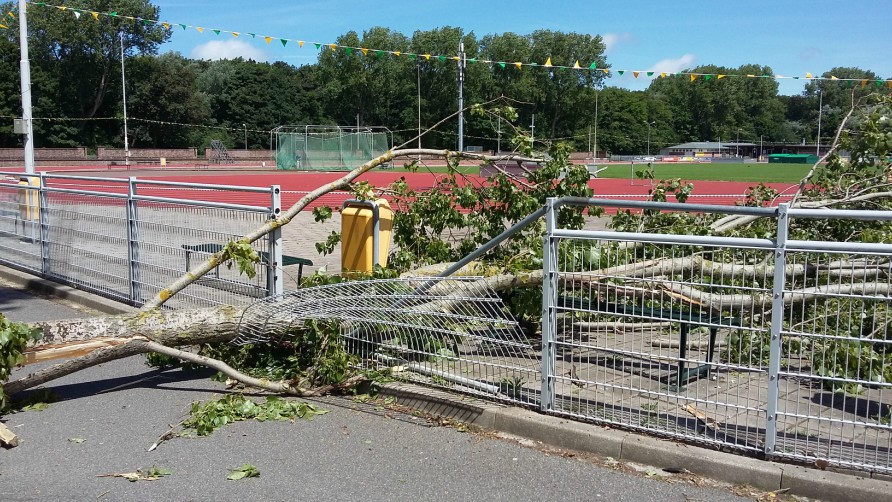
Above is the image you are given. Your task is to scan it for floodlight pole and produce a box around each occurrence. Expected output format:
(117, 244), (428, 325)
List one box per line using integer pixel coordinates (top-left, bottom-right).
(457, 42), (465, 153)
(120, 32), (130, 166)
(816, 89), (823, 156)
(18, 0), (34, 175)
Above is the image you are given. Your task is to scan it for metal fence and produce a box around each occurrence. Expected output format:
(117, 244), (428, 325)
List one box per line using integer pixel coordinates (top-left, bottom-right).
(0, 172), (285, 309)
(541, 197), (892, 473)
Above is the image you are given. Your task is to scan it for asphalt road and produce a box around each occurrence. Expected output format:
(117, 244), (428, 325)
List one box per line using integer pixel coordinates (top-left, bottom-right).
(0, 280), (755, 501)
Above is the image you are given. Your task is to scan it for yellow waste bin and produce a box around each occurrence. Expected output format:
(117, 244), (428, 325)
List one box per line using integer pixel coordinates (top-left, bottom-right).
(341, 199), (393, 273)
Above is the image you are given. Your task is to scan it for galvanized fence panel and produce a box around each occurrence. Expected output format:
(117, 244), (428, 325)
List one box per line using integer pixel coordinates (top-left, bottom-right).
(541, 198), (892, 473)
(0, 172), (282, 308)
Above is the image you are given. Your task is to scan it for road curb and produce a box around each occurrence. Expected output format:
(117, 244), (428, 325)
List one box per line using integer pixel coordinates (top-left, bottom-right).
(379, 382), (890, 501)
(0, 265), (135, 315)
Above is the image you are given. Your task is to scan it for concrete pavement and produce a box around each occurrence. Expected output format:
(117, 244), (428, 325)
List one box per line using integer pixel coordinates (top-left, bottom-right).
(1, 265), (888, 501)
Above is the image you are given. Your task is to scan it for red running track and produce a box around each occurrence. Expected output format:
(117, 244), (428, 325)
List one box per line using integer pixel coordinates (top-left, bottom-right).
(3, 167), (797, 211)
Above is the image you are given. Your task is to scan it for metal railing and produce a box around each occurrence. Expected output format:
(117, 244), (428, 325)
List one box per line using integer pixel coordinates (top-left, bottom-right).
(0, 172), (285, 309)
(541, 197), (892, 473)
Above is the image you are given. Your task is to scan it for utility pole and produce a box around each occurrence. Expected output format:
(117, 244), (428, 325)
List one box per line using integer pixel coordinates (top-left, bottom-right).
(457, 42), (465, 153)
(816, 89), (823, 156)
(497, 117), (501, 154)
(593, 90), (599, 159)
(121, 32), (129, 166)
(530, 114), (535, 146)
(645, 121), (654, 156)
(243, 123), (247, 151)
(18, 0), (34, 174)
(417, 63), (421, 154)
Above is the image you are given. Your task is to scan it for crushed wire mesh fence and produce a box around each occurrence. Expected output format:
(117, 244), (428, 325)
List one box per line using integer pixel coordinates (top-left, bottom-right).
(542, 198), (892, 473)
(235, 277), (541, 406)
(0, 172), (285, 309)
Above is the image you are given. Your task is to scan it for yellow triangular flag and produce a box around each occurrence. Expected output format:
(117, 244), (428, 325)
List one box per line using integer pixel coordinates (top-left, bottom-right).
(452, 56), (460, 61)
(806, 72), (813, 78)
(299, 41), (305, 47)
(633, 71), (639, 78)
(196, 27), (203, 33)
(717, 74), (726, 79)
(423, 54), (430, 60)
(264, 36), (271, 44)
(394, 51), (401, 57)
(91, 12), (99, 20)
(573, 60), (580, 69)
(831, 75), (838, 80)
(60, 6), (67, 10)
(329, 44), (337, 51)
(861, 80), (868, 87)
(661, 72), (667, 78)
(544, 57), (552, 67)
(232, 32), (239, 38)
(690, 74), (696, 82)
(602, 69), (609, 74)
(361, 48), (368, 55)
(162, 22), (170, 29)
(514, 62), (522, 69)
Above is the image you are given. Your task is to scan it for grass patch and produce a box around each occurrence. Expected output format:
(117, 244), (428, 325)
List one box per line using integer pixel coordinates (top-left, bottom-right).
(595, 162), (811, 183)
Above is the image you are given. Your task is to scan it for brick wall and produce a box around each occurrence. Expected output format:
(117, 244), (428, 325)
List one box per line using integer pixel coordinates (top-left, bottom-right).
(97, 147), (198, 160)
(0, 148), (87, 160)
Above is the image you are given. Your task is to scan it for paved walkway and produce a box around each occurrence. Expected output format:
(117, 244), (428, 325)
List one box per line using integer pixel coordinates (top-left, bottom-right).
(0, 275), (756, 502)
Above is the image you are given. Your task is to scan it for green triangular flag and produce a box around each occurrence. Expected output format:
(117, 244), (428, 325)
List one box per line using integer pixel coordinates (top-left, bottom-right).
(143, 19), (152, 26)
(617, 70), (624, 75)
(704, 75), (712, 80)
(438, 55), (445, 62)
(345, 47), (352, 55)
(249, 33), (255, 38)
(376, 50), (383, 58)
(529, 62), (538, 67)
(179, 24), (186, 30)
(408, 53), (416, 60)
(877, 80), (884, 87)
(646, 71), (654, 77)
(498, 62), (506, 69)
(212, 29), (220, 35)
(110, 11), (117, 17)
(281, 39), (288, 47)
(468, 58), (476, 64)
(36, 2), (46, 6)
(314, 43), (321, 50)
(588, 62), (597, 69)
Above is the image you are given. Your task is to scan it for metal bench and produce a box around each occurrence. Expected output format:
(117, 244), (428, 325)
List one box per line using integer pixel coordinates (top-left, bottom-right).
(558, 296), (741, 390)
(182, 243), (313, 290)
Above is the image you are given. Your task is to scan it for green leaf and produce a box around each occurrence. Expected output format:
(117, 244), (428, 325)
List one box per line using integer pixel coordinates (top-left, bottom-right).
(227, 463), (260, 480)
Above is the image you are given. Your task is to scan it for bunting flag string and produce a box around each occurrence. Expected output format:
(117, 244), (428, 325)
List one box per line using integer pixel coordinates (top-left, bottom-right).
(12, 2), (892, 87)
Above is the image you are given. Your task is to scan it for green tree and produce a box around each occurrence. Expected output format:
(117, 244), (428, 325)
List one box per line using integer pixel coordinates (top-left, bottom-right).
(1, 1), (172, 147)
(127, 52), (209, 148)
(802, 67), (890, 145)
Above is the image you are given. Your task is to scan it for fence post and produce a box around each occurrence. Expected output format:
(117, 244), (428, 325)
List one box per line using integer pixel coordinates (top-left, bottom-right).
(540, 197), (559, 412)
(266, 185), (283, 296)
(764, 203), (789, 456)
(127, 176), (141, 305)
(38, 172), (49, 275)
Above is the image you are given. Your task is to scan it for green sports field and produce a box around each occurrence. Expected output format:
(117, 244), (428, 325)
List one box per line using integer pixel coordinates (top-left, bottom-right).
(387, 161), (812, 183)
(595, 162), (811, 183)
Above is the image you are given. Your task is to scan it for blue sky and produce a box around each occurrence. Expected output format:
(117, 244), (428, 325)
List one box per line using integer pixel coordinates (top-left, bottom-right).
(147, 0), (890, 96)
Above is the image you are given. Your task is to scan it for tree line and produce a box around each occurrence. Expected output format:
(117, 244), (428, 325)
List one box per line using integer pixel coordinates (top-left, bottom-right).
(0, 0), (888, 155)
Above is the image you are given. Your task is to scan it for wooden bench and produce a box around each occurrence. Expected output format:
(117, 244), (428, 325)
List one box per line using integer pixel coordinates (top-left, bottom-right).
(558, 296), (741, 390)
(182, 243), (313, 291)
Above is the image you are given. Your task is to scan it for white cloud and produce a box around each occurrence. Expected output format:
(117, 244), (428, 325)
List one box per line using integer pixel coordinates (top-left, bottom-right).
(190, 40), (269, 62)
(600, 33), (632, 55)
(647, 54), (696, 74)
